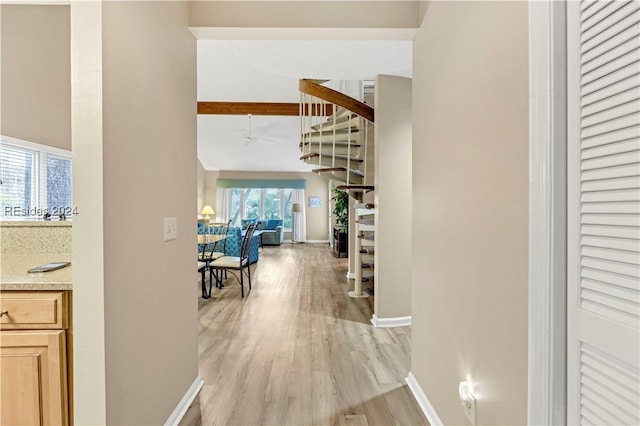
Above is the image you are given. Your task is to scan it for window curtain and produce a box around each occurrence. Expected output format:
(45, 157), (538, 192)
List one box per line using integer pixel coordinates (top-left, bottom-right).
(291, 188), (307, 242)
(215, 188), (231, 223)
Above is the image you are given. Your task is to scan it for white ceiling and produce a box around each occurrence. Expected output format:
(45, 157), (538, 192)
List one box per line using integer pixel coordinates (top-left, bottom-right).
(197, 40), (412, 171)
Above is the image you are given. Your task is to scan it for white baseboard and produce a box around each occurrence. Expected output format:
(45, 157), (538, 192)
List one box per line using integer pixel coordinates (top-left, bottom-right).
(306, 239), (330, 244)
(346, 272), (355, 279)
(164, 376), (204, 426)
(371, 314), (412, 328)
(406, 372), (443, 426)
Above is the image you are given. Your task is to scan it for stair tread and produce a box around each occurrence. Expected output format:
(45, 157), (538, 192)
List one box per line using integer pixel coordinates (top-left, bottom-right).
(358, 233), (375, 241)
(301, 141), (361, 148)
(313, 167), (364, 177)
(311, 114), (359, 131)
(355, 203), (375, 209)
(336, 185), (374, 192)
(357, 218), (375, 226)
(326, 107), (355, 122)
(301, 153), (363, 162)
(303, 128), (359, 137)
(301, 133), (361, 144)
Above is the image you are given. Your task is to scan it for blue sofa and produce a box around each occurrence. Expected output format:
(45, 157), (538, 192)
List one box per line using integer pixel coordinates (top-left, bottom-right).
(258, 219), (284, 245)
(242, 218), (283, 246)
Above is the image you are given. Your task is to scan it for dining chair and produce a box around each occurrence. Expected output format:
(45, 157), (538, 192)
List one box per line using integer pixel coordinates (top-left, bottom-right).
(209, 222), (257, 298)
(198, 220), (231, 298)
(197, 261), (210, 299)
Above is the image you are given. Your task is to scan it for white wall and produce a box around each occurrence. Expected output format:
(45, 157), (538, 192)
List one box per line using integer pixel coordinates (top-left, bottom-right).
(189, 1), (419, 29)
(374, 75), (412, 319)
(411, 1), (529, 424)
(72, 2), (199, 424)
(0, 5), (71, 150)
(197, 159), (206, 213)
(204, 169), (220, 219)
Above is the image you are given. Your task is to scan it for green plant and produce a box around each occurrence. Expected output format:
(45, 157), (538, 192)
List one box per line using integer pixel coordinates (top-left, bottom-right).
(331, 188), (349, 233)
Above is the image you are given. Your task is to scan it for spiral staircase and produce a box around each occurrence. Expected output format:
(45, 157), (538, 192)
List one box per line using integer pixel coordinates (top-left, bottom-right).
(298, 79), (375, 202)
(299, 79), (376, 299)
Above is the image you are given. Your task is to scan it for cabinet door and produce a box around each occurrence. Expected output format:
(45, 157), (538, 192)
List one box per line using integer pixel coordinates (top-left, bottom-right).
(0, 330), (68, 426)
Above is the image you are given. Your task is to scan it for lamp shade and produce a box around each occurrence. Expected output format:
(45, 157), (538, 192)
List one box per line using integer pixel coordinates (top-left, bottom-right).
(200, 205), (214, 216)
(292, 203), (301, 213)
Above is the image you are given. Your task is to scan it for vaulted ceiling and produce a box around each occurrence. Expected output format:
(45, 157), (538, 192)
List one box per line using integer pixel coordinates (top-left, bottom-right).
(196, 39), (412, 172)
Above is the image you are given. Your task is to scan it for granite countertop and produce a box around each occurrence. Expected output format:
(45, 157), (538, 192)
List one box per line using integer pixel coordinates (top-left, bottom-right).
(1, 254), (72, 291)
(0, 220), (72, 227)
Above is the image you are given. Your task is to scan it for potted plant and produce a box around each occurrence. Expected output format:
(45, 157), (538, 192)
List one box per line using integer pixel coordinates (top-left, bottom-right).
(331, 188), (349, 257)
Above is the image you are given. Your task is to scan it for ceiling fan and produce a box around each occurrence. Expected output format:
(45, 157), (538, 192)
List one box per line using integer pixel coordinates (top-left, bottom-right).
(241, 114), (280, 146)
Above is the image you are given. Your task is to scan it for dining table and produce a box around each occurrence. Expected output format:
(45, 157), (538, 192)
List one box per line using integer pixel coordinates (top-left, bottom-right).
(197, 234), (226, 246)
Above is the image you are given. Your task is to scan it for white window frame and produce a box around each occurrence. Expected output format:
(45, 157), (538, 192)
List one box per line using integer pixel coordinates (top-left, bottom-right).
(228, 187), (293, 230)
(0, 135), (72, 219)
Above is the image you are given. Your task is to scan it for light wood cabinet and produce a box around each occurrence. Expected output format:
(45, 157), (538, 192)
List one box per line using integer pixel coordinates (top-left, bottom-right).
(0, 291), (70, 425)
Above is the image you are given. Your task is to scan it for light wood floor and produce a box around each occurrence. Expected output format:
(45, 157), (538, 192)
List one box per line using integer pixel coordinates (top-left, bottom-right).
(180, 243), (428, 426)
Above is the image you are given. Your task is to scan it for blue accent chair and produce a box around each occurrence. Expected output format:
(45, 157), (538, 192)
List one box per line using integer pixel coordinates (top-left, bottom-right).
(241, 218), (258, 230)
(224, 226), (260, 264)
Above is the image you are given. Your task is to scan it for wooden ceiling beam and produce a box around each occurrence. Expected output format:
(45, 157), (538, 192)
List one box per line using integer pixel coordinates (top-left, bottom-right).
(197, 101), (333, 116)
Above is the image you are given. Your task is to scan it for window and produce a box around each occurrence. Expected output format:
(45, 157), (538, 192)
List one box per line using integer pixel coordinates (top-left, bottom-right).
(226, 187), (293, 230)
(263, 188), (280, 219)
(0, 137), (72, 219)
(229, 188), (242, 227)
(46, 154), (73, 212)
(244, 188), (260, 220)
(283, 189), (293, 230)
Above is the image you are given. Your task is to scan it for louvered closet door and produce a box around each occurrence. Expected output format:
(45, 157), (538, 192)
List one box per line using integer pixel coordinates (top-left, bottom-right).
(567, 1), (640, 424)
(567, 0), (640, 425)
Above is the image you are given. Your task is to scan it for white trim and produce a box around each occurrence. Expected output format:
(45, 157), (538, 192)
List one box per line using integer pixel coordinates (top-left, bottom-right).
(164, 376), (204, 426)
(346, 272), (355, 279)
(305, 240), (330, 244)
(1, 134), (72, 157)
(371, 314), (411, 328)
(405, 372), (443, 426)
(189, 27), (418, 41)
(1, 134), (73, 218)
(285, 239), (304, 245)
(0, 1), (70, 4)
(528, 1), (567, 425)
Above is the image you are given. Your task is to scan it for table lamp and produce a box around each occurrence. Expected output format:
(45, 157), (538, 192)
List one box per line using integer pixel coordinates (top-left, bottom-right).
(200, 205), (214, 241)
(292, 202), (301, 243)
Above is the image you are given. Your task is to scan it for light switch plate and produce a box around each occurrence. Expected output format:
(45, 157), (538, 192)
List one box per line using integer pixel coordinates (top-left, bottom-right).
(163, 217), (177, 241)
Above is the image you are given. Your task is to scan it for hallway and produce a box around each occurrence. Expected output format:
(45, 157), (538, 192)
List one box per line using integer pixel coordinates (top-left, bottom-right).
(180, 243), (427, 425)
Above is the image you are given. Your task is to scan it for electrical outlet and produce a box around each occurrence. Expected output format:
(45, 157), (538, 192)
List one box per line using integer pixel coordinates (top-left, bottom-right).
(459, 381), (476, 426)
(462, 396), (476, 425)
(164, 217), (177, 241)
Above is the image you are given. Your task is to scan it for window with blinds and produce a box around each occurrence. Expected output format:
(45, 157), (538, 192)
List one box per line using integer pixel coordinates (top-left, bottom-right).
(0, 137), (72, 219)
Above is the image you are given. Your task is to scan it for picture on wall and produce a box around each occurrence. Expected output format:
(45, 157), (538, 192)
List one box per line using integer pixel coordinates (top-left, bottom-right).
(308, 196), (322, 208)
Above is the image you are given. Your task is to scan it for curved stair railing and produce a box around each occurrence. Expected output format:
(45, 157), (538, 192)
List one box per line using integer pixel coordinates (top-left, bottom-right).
(299, 79), (375, 201)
